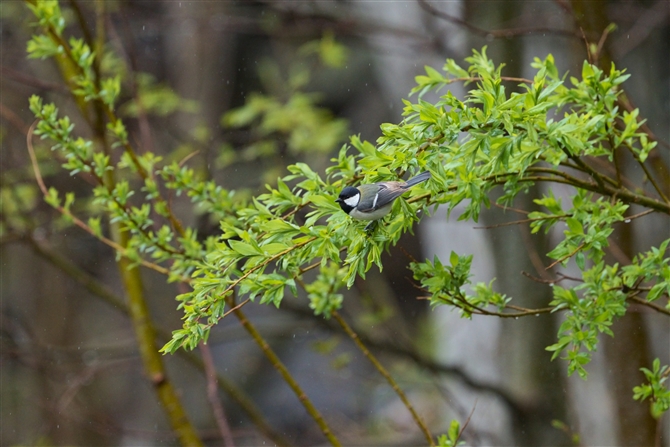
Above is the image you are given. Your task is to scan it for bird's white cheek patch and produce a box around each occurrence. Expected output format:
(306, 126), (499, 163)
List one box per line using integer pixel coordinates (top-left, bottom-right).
(344, 194), (360, 208)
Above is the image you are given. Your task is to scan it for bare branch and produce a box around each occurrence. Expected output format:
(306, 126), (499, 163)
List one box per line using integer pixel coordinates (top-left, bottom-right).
(417, 0), (581, 40)
(200, 343), (236, 447)
(331, 310), (435, 446)
(226, 295), (341, 446)
(1, 65), (70, 93)
(612, 1), (670, 59)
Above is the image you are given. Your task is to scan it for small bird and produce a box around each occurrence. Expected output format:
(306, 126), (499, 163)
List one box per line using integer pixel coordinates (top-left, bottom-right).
(335, 171), (431, 222)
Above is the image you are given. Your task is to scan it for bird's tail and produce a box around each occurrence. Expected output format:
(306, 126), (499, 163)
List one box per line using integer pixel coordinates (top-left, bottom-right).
(404, 171), (431, 187)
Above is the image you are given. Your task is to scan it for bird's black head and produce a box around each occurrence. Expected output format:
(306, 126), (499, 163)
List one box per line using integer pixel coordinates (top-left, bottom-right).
(336, 186), (360, 214)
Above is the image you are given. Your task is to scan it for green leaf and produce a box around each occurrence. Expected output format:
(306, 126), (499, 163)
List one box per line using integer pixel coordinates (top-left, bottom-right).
(228, 239), (260, 257)
(566, 217), (583, 234)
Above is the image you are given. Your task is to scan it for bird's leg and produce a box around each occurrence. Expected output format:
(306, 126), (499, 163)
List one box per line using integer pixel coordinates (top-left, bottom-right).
(364, 220), (378, 233)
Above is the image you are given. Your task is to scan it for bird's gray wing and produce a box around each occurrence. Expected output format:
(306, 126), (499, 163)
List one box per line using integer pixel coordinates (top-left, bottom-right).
(356, 183), (407, 212)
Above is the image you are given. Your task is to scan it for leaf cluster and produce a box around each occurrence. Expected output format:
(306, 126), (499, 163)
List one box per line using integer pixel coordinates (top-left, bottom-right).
(633, 358), (670, 419)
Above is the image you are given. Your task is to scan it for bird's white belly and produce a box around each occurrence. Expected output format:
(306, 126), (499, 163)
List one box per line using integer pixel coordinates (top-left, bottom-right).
(349, 204), (392, 221)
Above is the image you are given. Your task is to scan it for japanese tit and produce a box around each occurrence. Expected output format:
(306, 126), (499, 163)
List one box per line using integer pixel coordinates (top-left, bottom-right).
(335, 171), (431, 221)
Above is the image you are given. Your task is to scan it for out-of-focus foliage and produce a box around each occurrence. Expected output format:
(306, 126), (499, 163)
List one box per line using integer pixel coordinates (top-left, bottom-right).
(221, 37), (349, 180)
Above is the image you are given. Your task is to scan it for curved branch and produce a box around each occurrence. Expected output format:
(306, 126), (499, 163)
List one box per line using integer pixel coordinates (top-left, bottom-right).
(628, 296), (670, 317)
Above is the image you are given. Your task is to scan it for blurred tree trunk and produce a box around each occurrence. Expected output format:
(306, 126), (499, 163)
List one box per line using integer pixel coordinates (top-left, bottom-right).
(604, 308), (657, 446)
(570, 0), (657, 445)
(163, 2), (236, 133)
(465, 1), (570, 445)
(602, 149), (656, 447)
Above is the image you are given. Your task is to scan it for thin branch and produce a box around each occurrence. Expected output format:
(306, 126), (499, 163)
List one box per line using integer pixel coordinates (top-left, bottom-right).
(459, 297), (555, 318)
(462, 75), (533, 84)
(553, 0), (573, 14)
(209, 254), (332, 323)
(522, 271), (576, 284)
(628, 296), (670, 317)
(0, 102), (31, 134)
(476, 207), (654, 231)
(200, 343), (236, 447)
(415, 277), (556, 318)
(220, 298), (251, 319)
(562, 149), (611, 191)
(612, 0), (670, 59)
(579, 26), (594, 65)
(226, 295), (341, 447)
(493, 203), (530, 215)
(215, 256), (336, 318)
(507, 271), (670, 317)
(417, 0), (581, 40)
(474, 214), (569, 230)
(593, 23), (614, 65)
(331, 311), (435, 446)
(623, 142), (670, 204)
(455, 399), (478, 445)
(515, 217), (554, 280)
(546, 243), (585, 270)
(57, 358), (134, 412)
(626, 209), (656, 221)
(195, 236), (318, 324)
(0, 65), (70, 93)
(555, 272), (586, 282)
(178, 150), (201, 168)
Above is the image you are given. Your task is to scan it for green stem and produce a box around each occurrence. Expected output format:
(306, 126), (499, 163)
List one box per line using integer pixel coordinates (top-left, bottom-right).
(113, 226), (203, 446)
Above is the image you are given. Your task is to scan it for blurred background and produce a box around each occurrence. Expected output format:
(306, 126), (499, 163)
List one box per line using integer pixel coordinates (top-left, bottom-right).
(1, 1), (669, 446)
